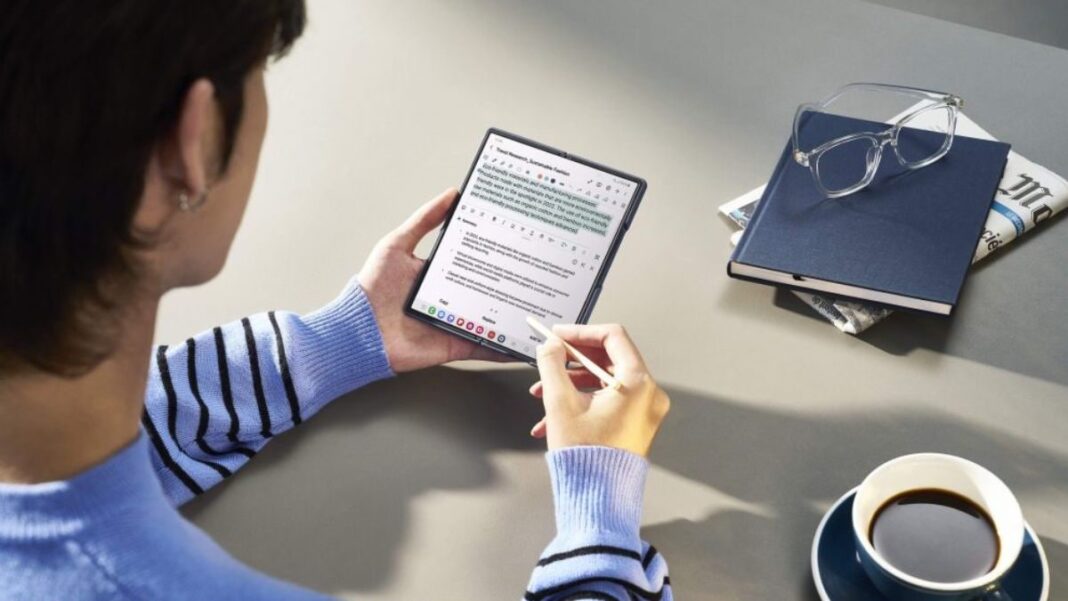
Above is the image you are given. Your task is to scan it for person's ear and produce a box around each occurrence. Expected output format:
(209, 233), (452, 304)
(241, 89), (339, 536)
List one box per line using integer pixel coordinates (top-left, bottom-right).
(135, 79), (220, 234)
(167, 78), (219, 200)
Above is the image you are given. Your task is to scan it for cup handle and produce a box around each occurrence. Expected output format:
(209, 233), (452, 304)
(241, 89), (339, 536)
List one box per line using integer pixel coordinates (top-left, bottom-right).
(976, 584), (1014, 601)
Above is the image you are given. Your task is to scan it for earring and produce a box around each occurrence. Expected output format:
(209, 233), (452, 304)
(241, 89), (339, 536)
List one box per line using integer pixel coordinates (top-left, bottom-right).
(177, 189), (207, 212)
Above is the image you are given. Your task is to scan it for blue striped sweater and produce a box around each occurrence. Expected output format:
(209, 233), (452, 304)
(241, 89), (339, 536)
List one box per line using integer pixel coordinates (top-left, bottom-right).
(0, 278), (671, 600)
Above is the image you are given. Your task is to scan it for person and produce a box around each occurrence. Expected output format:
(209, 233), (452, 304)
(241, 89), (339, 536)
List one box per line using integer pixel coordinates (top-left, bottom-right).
(0, 2), (672, 600)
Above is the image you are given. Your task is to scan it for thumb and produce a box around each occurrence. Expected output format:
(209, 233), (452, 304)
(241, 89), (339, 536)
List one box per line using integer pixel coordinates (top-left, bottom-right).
(535, 338), (575, 410)
(391, 188), (458, 253)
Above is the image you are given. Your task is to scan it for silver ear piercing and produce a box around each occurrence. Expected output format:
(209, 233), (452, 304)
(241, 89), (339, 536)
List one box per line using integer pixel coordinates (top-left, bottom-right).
(177, 189), (208, 212)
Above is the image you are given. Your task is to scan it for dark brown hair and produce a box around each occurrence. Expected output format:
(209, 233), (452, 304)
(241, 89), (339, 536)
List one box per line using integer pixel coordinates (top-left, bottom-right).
(0, 1), (305, 376)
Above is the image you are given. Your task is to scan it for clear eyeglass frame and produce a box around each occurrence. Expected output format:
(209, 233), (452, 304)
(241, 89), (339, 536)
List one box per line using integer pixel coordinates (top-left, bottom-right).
(791, 83), (964, 198)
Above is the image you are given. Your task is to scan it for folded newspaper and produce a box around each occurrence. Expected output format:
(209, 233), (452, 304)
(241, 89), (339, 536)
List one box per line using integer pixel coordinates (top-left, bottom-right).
(719, 107), (1068, 334)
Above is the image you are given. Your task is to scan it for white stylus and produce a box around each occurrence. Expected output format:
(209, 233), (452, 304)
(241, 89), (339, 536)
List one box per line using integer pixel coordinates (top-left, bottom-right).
(526, 316), (622, 391)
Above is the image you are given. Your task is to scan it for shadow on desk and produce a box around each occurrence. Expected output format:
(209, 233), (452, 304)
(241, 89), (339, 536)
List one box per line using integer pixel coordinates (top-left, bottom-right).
(764, 211), (1068, 389)
(648, 385), (1068, 600)
(182, 368), (1068, 600)
(181, 366), (545, 594)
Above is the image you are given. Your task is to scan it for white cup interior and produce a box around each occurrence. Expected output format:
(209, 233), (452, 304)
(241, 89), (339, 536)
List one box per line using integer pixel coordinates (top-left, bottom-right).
(852, 453), (1025, 592)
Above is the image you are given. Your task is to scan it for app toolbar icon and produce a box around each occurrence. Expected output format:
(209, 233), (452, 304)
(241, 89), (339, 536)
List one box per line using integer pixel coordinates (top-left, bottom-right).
(476, 325), (484, 335)
(456, 318), (465, 327)
(446, 314), (455, 324)
(465, 321), (475, 331)
(488, 331), (496, 340)
(428, 306), (436, 316)
(497, 335), (506, 343)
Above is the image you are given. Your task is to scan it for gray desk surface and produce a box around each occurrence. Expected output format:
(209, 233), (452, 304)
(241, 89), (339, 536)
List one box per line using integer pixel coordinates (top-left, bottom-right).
(165, 1), (1068, 599)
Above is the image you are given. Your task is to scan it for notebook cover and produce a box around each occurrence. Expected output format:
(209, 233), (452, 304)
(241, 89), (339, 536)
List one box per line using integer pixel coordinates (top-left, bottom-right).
(729, 112), (1010, 312)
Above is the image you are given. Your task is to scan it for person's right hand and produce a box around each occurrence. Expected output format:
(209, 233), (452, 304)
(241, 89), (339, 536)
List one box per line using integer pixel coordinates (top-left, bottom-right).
(528, 324), (670, 457)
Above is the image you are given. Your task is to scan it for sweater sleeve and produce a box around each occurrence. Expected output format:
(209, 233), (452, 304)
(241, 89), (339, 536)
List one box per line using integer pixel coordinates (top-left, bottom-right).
(142, 277), (394, 505)
(524, 446), (672, 601)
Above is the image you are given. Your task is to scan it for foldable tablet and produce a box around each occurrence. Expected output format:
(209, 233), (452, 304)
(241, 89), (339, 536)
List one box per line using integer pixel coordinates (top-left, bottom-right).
(404, 129), (646, 363)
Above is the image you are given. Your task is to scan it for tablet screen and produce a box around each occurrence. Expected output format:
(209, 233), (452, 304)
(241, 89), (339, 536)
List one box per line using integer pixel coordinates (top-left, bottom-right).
(408, 132), (640, 359)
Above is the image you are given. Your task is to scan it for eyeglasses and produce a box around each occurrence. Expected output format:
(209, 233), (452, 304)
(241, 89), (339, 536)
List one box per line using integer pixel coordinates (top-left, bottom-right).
(791, 83), (964, 198)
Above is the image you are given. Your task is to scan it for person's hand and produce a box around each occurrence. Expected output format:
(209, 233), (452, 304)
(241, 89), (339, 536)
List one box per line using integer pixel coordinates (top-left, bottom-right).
(358, 188), (508, 373)
(528, 324), (670, 457)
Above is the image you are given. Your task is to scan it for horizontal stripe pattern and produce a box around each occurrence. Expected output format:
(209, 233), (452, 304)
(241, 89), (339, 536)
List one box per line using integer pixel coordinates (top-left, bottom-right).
(138, 282), (675, 600)
(555, 593), (622, 601)
(147, 319), (274, 501)
(528, 541), (671, 601)
(144, 320), (285, 500)
(529, 446), (670, 600)
(538, 545), (642, 567)
(525, 576), (670, 601)
(142, 282), (395, 506)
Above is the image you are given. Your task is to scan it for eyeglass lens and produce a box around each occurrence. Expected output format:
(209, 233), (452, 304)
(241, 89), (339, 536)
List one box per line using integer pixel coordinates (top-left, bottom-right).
(895, 105), (954, 166)
(816, 136), (878, 194)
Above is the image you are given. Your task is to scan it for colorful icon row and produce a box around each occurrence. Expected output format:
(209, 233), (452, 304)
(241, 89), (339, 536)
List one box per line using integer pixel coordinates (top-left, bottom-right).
(427, 307), (505, 343)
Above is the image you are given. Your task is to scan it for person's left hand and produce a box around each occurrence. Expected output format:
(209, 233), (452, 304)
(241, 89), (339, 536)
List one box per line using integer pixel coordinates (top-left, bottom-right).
(358, 188), (510, 373)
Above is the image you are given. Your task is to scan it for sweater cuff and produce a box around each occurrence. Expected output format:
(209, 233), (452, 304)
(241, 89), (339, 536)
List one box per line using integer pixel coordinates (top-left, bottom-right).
(292, 277), (394, 407)
(547, 446), (648, 539)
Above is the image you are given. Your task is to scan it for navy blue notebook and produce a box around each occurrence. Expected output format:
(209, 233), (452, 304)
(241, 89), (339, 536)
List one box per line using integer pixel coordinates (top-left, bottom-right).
(728, 113), (1010, 315)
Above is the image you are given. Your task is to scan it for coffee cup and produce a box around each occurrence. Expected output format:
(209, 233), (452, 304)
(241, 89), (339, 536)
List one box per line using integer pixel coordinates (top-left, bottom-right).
(852, 453), (1025, 601)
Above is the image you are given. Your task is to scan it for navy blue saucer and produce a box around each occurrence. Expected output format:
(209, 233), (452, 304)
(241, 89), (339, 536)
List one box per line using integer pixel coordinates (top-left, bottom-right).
(812, 488), (1049, 601)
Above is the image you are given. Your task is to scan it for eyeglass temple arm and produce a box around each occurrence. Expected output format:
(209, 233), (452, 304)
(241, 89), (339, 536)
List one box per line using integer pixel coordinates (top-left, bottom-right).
(820, 82), (955, 106)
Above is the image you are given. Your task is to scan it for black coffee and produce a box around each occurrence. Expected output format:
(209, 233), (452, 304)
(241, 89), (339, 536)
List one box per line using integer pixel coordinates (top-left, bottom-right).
(869, 489), (998, 583)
